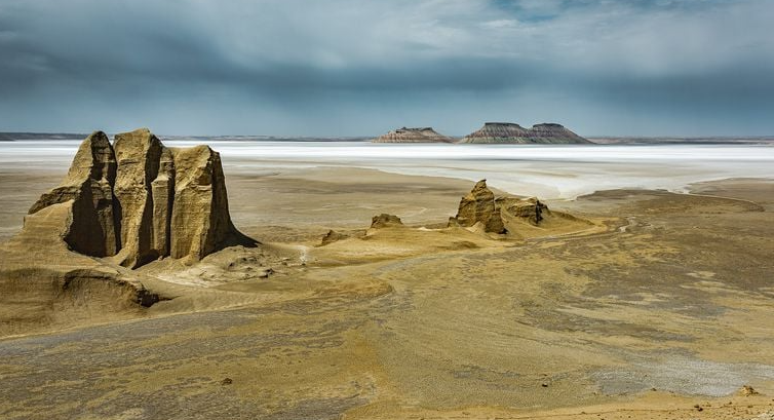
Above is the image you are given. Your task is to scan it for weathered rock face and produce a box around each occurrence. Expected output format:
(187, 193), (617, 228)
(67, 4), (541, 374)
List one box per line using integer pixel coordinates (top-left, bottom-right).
(26, 128), (254, 269)
(459, 122), (590, 144)
(152, 147), (175, 259)
(113, 129), (166, 267)
(449, 180), (550, 233)
(370, 214), (404, 229)
(451, 180), (506, 233)
(169, 145), (240, 260)
(372, 127), (453, 143)
(29, 131), (120, 257)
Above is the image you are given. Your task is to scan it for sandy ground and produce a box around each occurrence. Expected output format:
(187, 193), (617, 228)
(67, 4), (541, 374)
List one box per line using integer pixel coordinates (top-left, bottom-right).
(1, 162), (774, 419)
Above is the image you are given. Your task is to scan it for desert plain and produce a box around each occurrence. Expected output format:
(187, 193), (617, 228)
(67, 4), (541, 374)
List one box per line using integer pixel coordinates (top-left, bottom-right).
(1, 139), (774, 420)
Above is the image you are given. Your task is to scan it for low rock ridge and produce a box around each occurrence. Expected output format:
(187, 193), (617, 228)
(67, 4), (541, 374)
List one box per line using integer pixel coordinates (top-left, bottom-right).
(459, 122), (590, 144)
(27, 128), (256, 268)
(372, 127), (453, 143)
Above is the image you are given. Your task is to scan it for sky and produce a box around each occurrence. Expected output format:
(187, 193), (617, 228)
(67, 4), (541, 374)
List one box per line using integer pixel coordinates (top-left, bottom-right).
(1, 0), (773, 137)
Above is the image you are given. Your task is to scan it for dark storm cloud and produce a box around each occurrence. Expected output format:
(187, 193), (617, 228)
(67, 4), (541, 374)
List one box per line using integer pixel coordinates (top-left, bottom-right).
(1, 0), (773, 136)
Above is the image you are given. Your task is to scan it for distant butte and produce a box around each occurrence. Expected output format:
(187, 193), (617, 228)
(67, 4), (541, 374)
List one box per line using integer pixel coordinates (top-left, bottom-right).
(372, 127), (453, 143)
(459, 122), (590, 144)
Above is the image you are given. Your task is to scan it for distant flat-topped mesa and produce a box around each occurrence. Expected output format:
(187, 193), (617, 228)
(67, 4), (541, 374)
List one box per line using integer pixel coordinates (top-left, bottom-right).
(26, 128), (255, 269)
(459, 122), (590, 144)
(372, 127), (453, 143)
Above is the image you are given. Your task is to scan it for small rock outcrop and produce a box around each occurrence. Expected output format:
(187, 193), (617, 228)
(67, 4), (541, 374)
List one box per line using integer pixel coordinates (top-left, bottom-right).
(320, 230), (348, 246)
(449, 180), (550, 234)
(459, 122), (590, 144)
(739, 385), (759, 396)
(452, 180), (506, 233)
(28, 128), (254, 268)
(371, 214), (404, 229)
(372, 127), (453, 143)
(502, 197), (547, 226)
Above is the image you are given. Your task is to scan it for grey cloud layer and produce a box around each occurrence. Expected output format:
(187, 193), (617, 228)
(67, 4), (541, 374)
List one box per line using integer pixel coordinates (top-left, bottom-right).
(1, 0), (772, 136)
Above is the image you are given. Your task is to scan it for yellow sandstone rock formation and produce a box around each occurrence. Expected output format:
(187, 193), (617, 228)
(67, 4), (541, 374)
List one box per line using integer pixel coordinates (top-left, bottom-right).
(0, 128), (256, 334)
(27, 128), (253, 269)
(449, 179), (554, 234)
(451, 179), (507, 233)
